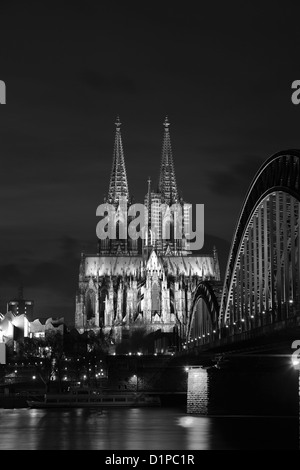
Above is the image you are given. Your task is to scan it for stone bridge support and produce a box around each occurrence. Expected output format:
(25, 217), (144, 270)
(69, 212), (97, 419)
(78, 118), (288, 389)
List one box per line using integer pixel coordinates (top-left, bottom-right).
(187, 366), (209, 414)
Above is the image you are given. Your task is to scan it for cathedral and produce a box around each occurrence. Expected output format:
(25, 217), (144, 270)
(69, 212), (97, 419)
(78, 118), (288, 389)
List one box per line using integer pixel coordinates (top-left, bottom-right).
(75, 117), (220, 350)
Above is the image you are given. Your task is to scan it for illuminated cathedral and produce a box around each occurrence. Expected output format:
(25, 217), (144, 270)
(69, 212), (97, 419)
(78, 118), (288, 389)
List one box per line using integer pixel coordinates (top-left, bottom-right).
(75, 117), (220, 349)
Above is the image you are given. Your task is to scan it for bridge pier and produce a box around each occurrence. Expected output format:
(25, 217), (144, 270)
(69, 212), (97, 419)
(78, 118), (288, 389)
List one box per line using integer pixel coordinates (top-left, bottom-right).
(297, 368), (300, 450)
(187, 366), (209, 414)
(184, 353), (299, 419)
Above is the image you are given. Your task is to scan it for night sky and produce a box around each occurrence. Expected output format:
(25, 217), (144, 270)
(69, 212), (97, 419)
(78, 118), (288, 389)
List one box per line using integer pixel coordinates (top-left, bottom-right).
(1, 2), (300, 325)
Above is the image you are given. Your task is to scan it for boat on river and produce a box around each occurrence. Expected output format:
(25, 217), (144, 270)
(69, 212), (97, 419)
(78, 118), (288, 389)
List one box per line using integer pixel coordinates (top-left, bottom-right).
(27, 387), (161, 409)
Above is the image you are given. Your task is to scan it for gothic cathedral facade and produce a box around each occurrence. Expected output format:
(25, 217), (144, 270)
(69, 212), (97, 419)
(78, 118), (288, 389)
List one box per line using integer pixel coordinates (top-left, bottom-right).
(75, 117), (220, 349)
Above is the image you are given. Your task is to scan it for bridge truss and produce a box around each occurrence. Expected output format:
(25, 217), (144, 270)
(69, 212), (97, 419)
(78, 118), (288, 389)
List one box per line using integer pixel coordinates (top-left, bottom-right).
(187, 150), (300, 347)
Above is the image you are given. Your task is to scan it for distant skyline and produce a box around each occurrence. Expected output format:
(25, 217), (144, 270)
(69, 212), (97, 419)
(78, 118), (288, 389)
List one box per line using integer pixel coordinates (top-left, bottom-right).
(1, 3), (300, 323)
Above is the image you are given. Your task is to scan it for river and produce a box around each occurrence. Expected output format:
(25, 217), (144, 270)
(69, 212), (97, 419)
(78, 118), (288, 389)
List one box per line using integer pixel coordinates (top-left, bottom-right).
(0, 407), (297, 450)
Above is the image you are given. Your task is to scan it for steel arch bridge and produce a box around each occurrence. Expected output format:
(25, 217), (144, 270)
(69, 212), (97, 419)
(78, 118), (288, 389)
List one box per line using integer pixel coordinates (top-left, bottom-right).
(187, 149), (300, 347)
(187, 281), (220, 346)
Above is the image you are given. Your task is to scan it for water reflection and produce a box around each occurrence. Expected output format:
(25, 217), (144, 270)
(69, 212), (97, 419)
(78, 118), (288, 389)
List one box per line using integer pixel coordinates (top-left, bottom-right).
(0, 408), (297, 450)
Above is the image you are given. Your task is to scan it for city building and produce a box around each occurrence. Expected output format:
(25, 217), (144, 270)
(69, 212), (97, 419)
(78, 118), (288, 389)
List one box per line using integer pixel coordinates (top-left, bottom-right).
(0, 311), (30, 344)
(7, 286), (34, 321)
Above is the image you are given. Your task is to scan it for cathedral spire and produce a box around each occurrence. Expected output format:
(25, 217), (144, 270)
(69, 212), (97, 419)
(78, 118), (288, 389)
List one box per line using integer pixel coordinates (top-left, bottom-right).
(107, 116), (129, 203)
(147, 176), (152, 210)
(158, 116), (178, 204)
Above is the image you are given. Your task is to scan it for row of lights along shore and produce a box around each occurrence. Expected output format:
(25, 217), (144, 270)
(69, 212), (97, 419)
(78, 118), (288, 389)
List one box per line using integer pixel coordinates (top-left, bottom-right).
(186, 302), (296, 346)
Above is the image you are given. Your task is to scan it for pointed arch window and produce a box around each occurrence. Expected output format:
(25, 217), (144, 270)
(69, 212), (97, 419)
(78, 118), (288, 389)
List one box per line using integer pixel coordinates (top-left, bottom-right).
(151, 282), (160, 313)
(86, 289), (96, 321)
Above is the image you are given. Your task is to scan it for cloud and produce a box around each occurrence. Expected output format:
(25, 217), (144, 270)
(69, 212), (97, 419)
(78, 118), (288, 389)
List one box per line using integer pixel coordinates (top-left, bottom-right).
(207, 154), (265, 198)
(0, 236), (83, 324)
(0, 264), (23, 285)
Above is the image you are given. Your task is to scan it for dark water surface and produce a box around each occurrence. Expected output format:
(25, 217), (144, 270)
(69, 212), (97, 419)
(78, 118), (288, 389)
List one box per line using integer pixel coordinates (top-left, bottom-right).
(0, 407), (298, 450)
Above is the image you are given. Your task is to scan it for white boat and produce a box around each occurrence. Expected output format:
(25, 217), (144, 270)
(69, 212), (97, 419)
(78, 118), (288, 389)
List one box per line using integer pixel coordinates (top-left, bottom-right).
(27, 387), (161, 409)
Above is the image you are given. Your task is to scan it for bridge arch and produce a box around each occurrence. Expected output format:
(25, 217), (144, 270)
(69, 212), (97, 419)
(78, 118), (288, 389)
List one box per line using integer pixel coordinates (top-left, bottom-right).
(187, 281), (219, 345)
(219, 149), (300, 332)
